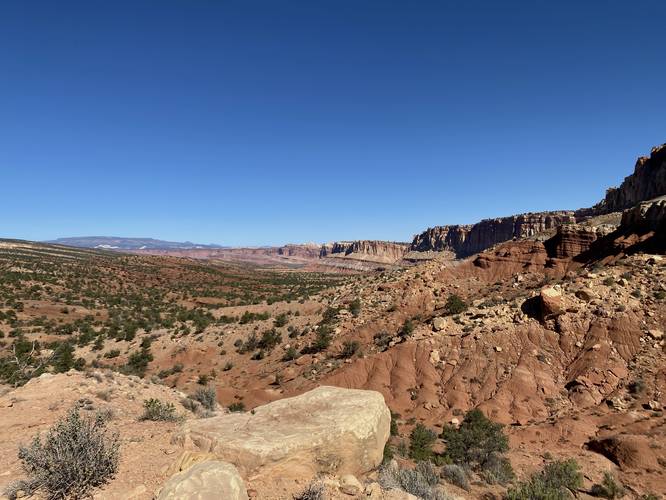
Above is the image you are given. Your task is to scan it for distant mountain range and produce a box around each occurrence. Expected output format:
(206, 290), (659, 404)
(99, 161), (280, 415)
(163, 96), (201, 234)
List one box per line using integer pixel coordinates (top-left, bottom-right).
(45, 236), (225, 251)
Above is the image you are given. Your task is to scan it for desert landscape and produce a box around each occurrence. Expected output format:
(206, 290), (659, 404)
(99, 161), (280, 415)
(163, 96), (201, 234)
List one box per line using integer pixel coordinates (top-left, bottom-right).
(0, 143), (664, 499)
(2, 2), (665, 499)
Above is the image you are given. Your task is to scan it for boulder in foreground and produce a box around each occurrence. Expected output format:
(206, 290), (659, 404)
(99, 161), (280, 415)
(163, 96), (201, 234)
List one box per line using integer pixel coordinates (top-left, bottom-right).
(157, 460), (248, 500)
(173, 386), (391, 478)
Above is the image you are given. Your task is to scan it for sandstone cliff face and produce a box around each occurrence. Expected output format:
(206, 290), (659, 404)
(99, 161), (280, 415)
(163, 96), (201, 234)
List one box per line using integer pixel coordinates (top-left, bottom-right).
(581, 143), (666, 216)
(411, 212), (576, 257)
(320, 240), (410, 264)
(544, 224), (615, 259)
(620, 195), (666, 232)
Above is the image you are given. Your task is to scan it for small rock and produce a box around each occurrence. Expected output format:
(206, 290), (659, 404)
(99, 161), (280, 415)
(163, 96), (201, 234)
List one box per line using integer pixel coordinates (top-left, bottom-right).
(648, 329), (663, 340)
(339, 474), (363, 495)
(432, 317), (447, 331)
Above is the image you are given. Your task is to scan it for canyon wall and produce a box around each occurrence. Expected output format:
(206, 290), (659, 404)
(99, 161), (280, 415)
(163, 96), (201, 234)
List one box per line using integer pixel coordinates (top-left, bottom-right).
(410, 212), (576, 258)
(319, 240), (410, 264)
(579, 143), (666, 216)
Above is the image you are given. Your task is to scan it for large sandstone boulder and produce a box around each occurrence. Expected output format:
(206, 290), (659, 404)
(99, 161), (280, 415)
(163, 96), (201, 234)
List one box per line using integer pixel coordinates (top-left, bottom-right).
(173, 386), (391, 478)
(539, 286), (564, 319)
(157, 461), (248, 500)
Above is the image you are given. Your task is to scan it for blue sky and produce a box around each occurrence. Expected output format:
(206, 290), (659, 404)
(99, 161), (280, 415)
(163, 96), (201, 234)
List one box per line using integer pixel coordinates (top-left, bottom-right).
(1, 1), (664, 246)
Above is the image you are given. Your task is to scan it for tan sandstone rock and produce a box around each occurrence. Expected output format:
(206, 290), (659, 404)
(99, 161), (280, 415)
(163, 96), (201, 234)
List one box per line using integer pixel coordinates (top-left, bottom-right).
(173, 386), (391, 478)
(157, 461), (248, 500)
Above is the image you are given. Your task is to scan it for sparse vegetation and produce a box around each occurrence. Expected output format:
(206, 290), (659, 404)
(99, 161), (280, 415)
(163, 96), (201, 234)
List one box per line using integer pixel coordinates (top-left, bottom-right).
(140, 398), (180, 421)
(445, 294), (467, 315)
(228, 401), (245, 412)
(440, 464), (470, 491)
(12, 407), (119, 500)
(590, 471), (625, 499)
(340, 340), (360, 358)
(192, 386), (217, 411)
(380, 461), (450, 500)
(409, 423), (437, 461)
(441, 408), (512, 484)
(505, 458), (582, 500)
(293, 480), (325, 500)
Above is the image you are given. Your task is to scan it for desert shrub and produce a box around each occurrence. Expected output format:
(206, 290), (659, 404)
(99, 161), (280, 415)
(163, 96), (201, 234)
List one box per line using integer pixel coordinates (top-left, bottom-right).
(441, 408), (508, 468)
(293, 480), (325, 500)
(409, 423), (437, 461)
(505, 458), (581, 499)
(379, 461), (450, 500)
(282, 346), (298, 361)
(124, 346), (153, 377)
(228, 402), (245, 412)
(590, 471), (625, 499)
(340, 340), (360, 358)
(258, 328), (282, 351)
(481, 452), (515, 485)
(349, 298), (361, 317)
(373, 331), (392, 350)
(192, 386), (217, 411)
(302, 324), (333, 354)
(14, 407), (119, 500)
(445, 294), (467, 315)
(399, 319), (415, 338)
(140, 398), (179, 422)
(603, 277), (615, 286)
(440, 464), (469, 491)
(273, 313), (289, 328)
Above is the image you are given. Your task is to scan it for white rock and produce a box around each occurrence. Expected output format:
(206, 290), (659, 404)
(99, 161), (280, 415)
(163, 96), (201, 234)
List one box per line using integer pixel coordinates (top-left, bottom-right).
(648, 329), (663, 340)
(173, 386), (390, 478)
(339, 474), (363, 495)
(157, 461), (248, 500)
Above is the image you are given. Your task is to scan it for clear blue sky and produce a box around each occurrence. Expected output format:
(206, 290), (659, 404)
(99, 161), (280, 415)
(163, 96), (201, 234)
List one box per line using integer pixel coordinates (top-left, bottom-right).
(1, 1), (664, 246)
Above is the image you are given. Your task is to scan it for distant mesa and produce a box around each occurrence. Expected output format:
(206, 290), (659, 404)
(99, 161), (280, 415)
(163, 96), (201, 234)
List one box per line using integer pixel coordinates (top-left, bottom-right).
(45, 236), (226, 251)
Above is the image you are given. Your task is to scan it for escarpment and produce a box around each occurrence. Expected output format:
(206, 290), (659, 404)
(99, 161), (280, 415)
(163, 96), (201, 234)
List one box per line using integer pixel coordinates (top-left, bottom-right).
(580, 143), (666, 216)
(319, 240), (410, 264)
(411, 212), (575, 257)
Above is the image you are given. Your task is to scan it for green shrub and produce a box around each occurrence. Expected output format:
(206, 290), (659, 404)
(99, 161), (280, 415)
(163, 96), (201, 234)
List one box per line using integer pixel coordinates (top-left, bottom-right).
(506, 458), (581, 499)
(409, 423), (437, 461)
(273, 313), (288, 328)
(340, 340), (360, 358)
(140, 398), (179, 422)
(399, 319), (414, 338)
(349, 298), (361, 317)
(14, 408), (119, 500)
(282, 346), (298, 361)
(590, 471), (624, 499)
(445, 294), (467, 315)
(228, 402), (245, 412)
(441, 409), (508, 468)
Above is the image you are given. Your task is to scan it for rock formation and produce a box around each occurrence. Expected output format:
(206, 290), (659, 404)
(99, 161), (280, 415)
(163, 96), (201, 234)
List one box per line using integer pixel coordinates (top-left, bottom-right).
(173, 386), (391, 478)
(157, 461), (248, 500)
(320, 240), (410, 264)
(581, 143), (666, 216)
(544, 223), (615, 259)
(411, 212), (575, 257)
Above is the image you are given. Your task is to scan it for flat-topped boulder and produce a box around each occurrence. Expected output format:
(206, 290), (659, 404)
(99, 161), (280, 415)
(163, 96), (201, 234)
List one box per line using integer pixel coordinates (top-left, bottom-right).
(172, 386), (391, 478)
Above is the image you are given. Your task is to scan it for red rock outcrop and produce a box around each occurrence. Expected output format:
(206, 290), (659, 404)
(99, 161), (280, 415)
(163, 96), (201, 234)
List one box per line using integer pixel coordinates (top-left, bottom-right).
(579, 143), (666, 216)
(319, 240), (409, 264)
(411, 212), (576, 257)
(544, 224), (615, 259)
